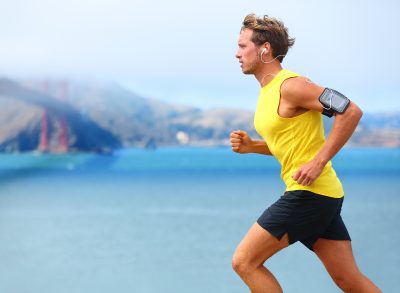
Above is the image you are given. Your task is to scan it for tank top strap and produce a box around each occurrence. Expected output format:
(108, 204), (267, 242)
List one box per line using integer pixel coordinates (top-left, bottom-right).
(261, 69), (300, 111)
(276, 69), (300, 85)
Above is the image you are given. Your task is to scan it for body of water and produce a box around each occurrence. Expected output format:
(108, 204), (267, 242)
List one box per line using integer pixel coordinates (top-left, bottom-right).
(0, 147), (399, 293)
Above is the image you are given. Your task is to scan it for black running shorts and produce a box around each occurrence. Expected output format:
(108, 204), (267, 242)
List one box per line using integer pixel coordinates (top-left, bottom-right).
(257, 190), (351, 251)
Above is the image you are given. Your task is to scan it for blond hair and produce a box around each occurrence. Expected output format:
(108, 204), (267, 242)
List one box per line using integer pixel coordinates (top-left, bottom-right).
(242, 14), (295, 62)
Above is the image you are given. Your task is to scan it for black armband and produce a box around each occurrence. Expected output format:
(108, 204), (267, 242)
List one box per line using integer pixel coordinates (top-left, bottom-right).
(318, 88), (351, 117)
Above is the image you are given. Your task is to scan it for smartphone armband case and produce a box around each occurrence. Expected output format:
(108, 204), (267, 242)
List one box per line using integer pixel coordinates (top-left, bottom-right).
(318, 88), (350, 117)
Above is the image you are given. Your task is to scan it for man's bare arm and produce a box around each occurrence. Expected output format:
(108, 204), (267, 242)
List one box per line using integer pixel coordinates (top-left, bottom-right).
(313, 102), (362, 166)
(230, 130), (272, 155)
(281, 77), (362, 185)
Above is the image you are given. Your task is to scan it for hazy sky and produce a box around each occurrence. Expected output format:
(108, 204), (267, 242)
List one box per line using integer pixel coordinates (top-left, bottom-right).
(1, 0), (399, 112)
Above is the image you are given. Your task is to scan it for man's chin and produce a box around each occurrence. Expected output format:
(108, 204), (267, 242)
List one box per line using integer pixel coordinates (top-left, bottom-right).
(242, 69), (253, 75)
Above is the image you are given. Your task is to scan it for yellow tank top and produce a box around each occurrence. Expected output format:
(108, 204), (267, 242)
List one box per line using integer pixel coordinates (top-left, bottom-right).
(254, 69), (344, 198)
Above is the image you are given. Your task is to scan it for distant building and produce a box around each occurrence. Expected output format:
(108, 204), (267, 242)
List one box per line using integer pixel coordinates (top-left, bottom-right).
(176, 131), (189, 145)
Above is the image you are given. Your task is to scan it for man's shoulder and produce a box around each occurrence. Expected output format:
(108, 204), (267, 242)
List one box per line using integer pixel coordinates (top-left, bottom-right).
(280, 75), (310, 101)
(280, 74), (326, 111)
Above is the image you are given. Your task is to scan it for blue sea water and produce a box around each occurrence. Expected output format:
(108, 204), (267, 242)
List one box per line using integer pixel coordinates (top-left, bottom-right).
(0, 147), (399, 293)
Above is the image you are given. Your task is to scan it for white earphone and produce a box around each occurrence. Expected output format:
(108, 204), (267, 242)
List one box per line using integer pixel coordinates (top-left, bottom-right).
(260, 47), (286, 64)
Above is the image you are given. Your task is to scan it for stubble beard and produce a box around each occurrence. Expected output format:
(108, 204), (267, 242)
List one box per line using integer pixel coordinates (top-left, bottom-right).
(241, 59), (259, 75)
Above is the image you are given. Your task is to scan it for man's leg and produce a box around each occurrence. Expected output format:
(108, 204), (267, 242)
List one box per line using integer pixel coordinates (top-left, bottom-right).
(313, 239), (381, 293)
(232, 222), (289, 293)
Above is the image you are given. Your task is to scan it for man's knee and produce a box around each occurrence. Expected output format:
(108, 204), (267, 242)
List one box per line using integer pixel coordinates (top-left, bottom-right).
(231, 224), (288, 277)
(232, 252), (247, 276)
(232, 252), (258, 277)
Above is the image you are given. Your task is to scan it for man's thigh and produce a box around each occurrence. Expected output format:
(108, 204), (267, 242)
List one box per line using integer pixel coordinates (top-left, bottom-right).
(233, 222), (289, 266)
(313, 238), (360, 277)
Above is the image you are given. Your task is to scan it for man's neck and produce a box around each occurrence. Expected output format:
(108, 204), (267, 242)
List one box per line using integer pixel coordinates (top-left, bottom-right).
(255, 63), (283, 88)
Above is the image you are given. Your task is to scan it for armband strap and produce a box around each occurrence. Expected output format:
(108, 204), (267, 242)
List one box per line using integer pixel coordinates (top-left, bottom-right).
(321, 108), (334, 117)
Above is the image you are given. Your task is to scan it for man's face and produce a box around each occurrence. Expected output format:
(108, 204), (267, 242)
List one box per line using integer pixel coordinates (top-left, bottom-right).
(235, 29), (260, 75)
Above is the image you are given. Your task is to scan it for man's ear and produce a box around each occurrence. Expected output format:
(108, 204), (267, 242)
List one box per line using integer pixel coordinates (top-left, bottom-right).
(262, 42), (271, 54)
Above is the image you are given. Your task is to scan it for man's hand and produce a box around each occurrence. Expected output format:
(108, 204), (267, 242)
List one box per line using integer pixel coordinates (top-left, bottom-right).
(230, 130), (253, 154)
(292, 159), (325, 186)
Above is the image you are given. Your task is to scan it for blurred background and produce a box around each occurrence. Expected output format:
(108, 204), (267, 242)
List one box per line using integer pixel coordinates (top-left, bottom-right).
(0, 0), (399, 292)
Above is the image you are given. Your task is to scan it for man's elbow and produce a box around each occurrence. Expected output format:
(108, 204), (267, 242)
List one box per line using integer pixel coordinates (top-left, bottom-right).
(336, 102), (362, 121)
(347, 102), (363, 121)
(352, 103), (363, 118)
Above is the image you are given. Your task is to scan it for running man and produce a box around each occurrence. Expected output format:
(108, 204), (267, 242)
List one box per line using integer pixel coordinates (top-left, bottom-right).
(230, 14), (381, 293)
